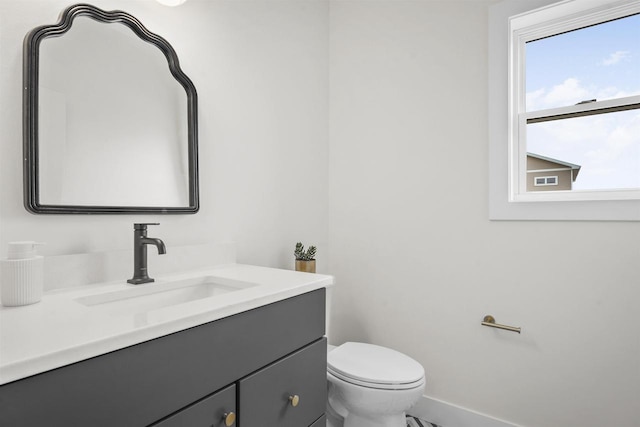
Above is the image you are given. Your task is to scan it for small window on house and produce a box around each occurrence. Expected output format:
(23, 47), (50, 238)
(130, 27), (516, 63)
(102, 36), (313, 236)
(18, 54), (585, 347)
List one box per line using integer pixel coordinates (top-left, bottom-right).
(509, 1), (640, 202)
(534, 176), (558, 186)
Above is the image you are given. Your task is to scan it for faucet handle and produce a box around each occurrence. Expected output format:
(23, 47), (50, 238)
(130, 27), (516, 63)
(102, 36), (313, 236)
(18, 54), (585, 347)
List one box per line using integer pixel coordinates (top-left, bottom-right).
(133, 223), (160, 230)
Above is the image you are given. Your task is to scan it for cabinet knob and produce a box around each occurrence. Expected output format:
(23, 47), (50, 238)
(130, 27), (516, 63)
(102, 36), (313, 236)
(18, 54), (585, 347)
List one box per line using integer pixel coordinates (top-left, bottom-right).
(223, 412), (236, 426)
(288, 394), (300, 407)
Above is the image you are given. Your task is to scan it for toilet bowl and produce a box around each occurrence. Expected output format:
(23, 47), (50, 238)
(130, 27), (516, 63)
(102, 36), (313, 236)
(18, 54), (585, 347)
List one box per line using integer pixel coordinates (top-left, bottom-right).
(326, 342), (425, 427)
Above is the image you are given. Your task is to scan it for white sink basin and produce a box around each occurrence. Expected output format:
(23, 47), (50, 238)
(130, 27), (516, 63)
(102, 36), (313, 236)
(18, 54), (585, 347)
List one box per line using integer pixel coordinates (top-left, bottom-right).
(75, 276), (256, 317)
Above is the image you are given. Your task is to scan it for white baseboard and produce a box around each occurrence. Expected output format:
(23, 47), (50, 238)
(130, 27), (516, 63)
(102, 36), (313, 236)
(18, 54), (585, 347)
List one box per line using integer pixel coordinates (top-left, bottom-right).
(410, 395), (524, 427)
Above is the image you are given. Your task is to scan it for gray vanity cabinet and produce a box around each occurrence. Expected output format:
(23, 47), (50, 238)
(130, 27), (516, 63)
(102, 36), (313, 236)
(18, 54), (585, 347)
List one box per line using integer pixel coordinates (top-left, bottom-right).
(0, 289), (327, 427)
(152, 384), (236, 427)
(311, 415), (327, 426)
(239, 338), (327, 426)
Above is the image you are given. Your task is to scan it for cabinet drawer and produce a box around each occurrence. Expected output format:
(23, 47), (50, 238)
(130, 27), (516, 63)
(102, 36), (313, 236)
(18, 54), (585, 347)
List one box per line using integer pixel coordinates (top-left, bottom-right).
(239, 338), (327, 427)
(152, 384), (236, 427)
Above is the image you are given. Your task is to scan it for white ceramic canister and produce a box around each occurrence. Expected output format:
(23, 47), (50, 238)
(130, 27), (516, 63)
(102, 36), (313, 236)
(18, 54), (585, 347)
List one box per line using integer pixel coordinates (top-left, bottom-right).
(0, 241), (45, 307)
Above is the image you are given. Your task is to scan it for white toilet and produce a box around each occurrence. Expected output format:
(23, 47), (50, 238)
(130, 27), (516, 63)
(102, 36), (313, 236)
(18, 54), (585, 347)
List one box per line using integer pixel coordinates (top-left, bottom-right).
(326, 341), (425, 427)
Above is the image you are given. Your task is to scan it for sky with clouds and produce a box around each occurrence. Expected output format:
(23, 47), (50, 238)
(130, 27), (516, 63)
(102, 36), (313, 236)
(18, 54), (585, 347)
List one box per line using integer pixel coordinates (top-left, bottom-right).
(525, 13), (640, 190)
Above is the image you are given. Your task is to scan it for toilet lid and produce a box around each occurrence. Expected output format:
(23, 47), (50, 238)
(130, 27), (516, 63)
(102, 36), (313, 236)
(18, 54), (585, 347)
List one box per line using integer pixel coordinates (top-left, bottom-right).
(327, 342), (425, 390)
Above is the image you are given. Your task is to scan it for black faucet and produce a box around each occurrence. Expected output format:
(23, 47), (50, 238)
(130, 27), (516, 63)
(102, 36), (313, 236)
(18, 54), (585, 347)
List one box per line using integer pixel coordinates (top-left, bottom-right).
(127, 223), (166, 285)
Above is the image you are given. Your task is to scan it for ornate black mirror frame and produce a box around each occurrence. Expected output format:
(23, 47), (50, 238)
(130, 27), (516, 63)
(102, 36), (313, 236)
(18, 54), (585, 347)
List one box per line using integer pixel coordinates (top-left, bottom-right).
(23, 3), (199, 214)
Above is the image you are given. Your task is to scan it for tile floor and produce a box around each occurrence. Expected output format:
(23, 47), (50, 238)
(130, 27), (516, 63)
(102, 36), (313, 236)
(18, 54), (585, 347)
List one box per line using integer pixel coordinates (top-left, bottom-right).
(406, 415), (441, 427)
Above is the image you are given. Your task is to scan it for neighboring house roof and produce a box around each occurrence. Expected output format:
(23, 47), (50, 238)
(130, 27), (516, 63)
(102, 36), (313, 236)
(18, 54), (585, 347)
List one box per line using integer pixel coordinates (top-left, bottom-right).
(527, 152), (581, 180)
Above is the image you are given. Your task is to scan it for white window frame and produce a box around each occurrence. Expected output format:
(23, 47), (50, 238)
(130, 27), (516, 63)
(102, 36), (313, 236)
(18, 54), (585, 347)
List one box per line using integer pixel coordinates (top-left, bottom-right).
(509, 0), (640, 203)
(489, 0), (640, 220)
(534, 176), (559, 186)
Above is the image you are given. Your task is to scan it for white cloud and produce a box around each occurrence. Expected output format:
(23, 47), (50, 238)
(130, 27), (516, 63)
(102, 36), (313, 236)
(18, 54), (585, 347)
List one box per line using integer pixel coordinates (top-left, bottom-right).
(600, 50), (631, 66)
(596, 87), (640, 100)
(528, 111), (640, 190)
(525, 78), (639, 112)
(584, 118), (636, 163)
(525, 88), (545, 111)
(544, 78), (591, 106)
(526, 78), (591, 111)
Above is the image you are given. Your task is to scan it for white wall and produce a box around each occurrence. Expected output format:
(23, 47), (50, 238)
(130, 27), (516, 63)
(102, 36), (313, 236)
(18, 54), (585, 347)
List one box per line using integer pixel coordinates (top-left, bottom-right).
(3, 1), (640, 426)
(0, 0), (329, 270)
(328, 1), (640, 427)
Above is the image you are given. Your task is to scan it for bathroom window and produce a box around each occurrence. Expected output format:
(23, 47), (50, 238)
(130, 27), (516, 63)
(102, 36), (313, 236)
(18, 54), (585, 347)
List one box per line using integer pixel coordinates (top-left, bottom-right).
(489, 0), (640, 220)
(510, 1), (640, 202)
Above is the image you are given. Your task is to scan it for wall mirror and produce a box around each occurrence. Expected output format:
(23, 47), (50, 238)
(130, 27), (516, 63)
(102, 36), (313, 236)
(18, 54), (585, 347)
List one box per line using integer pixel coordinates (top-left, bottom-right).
(24, 3), (199, 214)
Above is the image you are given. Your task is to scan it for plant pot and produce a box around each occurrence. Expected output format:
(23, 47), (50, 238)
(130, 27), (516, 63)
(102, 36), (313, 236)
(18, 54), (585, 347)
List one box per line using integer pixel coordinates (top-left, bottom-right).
(295, 259), (316, 273)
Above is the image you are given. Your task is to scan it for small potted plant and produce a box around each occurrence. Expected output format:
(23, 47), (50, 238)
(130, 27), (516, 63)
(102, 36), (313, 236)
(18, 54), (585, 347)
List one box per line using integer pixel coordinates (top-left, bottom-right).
(294, 242), (317, 273)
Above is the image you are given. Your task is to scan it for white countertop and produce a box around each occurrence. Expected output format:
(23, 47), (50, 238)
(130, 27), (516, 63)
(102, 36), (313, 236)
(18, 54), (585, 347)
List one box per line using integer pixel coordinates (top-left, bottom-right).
(0, 264), (333, 385)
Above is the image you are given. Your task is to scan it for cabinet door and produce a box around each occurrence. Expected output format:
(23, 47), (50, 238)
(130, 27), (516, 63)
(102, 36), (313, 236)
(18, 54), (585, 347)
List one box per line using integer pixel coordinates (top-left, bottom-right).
(152, 384), (236, 427)
(239, 338), (327, 427)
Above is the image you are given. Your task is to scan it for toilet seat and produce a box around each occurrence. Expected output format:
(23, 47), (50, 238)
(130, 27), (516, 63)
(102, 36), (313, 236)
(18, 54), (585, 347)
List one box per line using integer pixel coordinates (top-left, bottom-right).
(327, 342), (425, 390)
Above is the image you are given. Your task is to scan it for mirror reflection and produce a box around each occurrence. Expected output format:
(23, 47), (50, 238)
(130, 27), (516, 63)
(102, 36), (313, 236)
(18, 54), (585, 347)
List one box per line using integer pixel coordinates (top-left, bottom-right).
(24, 4), (198, 214)
(39, 17), (188, 207)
